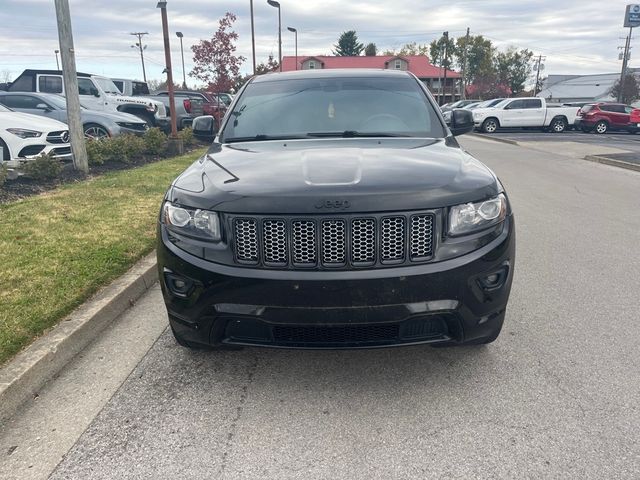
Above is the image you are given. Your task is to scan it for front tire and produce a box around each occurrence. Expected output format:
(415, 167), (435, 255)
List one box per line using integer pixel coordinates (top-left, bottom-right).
(481, 118), (499, 134)
(594, 120), (608, 134)
(83, 123), (110, 139)
(0, 137), (10, 161)
(549, 117), (567, 133)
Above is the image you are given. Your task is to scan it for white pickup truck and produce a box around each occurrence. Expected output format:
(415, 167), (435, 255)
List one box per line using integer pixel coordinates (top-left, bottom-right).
(472, 97), (580, 133)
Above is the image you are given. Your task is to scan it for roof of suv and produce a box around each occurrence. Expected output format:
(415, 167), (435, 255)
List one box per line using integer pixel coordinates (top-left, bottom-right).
(253, 68), (414, 83)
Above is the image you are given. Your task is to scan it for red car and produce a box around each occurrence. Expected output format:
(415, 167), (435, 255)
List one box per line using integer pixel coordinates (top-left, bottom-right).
(630, 108), (640, 131)
(575, 103), (640, 134)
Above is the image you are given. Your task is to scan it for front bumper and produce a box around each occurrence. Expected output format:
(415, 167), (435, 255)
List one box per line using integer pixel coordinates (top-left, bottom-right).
(158, 216), (515, 349)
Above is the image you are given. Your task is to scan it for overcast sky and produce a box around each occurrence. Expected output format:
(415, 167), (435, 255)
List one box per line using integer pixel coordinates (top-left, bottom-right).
(0, 0), (633, 86)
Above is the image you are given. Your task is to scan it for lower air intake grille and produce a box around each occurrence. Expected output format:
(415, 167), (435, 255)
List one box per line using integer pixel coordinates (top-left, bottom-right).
(273, 324), (400, 344)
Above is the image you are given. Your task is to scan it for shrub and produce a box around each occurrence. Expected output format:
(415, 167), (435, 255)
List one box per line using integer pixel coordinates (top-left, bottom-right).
(178, 127), (194, 147)
(85, 139), (105, 165)
(102, 135), (145, 164)
(22, 153), (63, 180)
(0, 164), (8, 187)
(143, 127), (168, 155)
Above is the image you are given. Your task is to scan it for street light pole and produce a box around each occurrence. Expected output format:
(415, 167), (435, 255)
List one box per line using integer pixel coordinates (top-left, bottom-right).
(176, 31), (187, 89)
(287, 27), (297, 70)
(54, 49), (60, 70)
(267, 0), (282, 71)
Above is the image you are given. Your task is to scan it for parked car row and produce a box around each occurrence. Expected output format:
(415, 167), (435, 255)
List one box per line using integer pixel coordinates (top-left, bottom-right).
(1, 70), (234, 134)
(443, 96), (640, 135)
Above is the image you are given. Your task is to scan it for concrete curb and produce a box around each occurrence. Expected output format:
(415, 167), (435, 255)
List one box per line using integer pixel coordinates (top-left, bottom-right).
(583, 155), (640, 173)
(0, 252), (158, 424)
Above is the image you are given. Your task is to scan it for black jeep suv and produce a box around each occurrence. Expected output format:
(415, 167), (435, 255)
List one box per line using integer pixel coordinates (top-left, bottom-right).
(157, 69), (515, 349)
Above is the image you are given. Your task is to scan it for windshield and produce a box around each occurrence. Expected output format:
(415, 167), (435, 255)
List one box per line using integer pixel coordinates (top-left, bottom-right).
(94, 77), (121, 95)
(221, 76), (444, 142)
(42, 94), (68, 109)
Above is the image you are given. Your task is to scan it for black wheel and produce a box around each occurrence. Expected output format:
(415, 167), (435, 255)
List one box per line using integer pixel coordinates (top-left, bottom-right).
(0, 137), (10, 161)
(594, 120), (608, 134)
(171, 326), (243, 351)
(83, 123), (110, 139)
(549, 117), (567, 133)
(481, 118), (499, 134)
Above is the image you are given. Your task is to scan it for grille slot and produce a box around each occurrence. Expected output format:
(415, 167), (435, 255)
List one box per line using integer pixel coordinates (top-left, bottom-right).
(292, 220), (317, 265)
(410, 214), (434, 260)
(351, 218), (375, 264)
(263, 220), (287, 265)
(321, 220), (346, 266)
(380, 216), (405, 263)
(234, 218), (259, 263)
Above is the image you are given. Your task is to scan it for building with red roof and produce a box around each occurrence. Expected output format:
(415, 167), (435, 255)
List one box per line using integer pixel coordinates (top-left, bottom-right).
(281, 55), (462, 103)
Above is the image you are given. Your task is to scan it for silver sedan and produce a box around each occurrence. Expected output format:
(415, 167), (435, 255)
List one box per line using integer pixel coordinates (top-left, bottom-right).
(0, 92), (148, 139)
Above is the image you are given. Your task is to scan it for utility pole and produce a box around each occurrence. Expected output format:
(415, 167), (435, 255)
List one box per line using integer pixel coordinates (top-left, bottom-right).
(442, 31), (449, 104)
(157, 1), (182, 154)
(533, 55), (546, 96)
(250, 0), (256, 75)
(437, 43), (443, 104)
(53, 0), (88, 173)
(461, 27), (470, 99)
(618, 29), (633, 102)
(130, 32), (149, 83)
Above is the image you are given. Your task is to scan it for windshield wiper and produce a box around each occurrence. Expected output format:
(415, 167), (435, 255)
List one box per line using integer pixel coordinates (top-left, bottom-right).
(306, 131), (411, 138)
(224, 134), (309, 143)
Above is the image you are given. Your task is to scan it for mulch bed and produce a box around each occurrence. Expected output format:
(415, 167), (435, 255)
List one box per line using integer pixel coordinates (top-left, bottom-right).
(0, 146), (204, 205)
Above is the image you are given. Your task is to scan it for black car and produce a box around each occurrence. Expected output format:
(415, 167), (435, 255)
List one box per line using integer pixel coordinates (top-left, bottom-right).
(157, 69), (515, 350)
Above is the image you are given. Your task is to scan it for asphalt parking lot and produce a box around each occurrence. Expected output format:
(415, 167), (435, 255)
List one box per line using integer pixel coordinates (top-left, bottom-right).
(2, 136), (639, 479)
(475, 128), (640, 152)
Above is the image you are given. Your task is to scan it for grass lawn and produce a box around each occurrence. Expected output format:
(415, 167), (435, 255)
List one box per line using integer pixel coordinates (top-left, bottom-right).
(0, 149), (205, 365)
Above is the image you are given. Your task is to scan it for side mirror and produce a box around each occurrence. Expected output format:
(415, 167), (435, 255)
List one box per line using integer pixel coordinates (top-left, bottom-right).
(191, 115), (218, 142)
(36, 103), (51, 111)
(449, 108), (474, 136)
(91, 88), (100, 97)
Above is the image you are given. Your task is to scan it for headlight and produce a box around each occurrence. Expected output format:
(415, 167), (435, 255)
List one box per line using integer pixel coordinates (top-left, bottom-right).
(162, 202), (221, 241)
(7, 128), (42, 138)
(448, 194), (507, 236)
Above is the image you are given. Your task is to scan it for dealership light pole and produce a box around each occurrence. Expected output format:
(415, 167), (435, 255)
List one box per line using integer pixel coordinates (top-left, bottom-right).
(157, 1), (182, 154)
(267, 0), (282, 71)
(176, 31), (187, 88)
(130, 32), (149, 83)
(287, 27), (297, 70)
(53, 0), (88, 173)
(54, 49), (60, 70)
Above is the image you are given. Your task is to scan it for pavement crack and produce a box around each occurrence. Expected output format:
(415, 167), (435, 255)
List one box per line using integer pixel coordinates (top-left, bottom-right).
(218, 354), (259, 478)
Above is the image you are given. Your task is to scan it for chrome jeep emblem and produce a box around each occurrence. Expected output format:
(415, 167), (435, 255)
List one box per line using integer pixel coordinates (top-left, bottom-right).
(315, 200), (351, 209)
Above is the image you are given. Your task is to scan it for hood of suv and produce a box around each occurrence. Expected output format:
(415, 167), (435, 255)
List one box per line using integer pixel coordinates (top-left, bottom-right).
(169, 138), (500, 213)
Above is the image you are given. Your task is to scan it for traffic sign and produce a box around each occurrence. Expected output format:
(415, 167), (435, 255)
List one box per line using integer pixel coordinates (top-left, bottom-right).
(624, 4), (640, 27)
